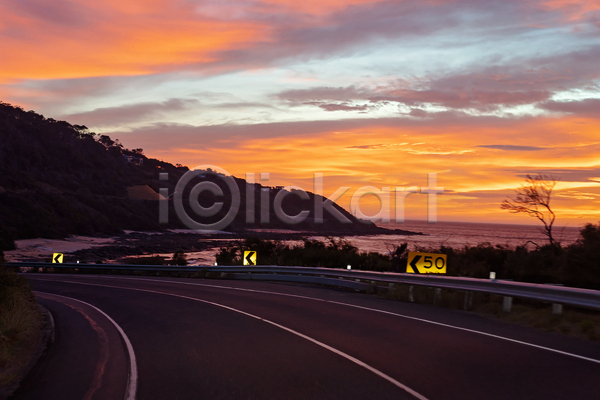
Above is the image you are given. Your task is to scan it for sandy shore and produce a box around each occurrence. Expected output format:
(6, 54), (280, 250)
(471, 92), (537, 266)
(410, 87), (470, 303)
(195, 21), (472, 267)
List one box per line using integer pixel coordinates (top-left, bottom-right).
(5, 227), (420, 264)
(5, 236), (117, 262)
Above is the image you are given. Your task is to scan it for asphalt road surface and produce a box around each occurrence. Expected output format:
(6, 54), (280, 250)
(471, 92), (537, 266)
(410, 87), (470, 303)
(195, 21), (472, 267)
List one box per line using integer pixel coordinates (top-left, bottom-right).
(11, 274), (600, 400)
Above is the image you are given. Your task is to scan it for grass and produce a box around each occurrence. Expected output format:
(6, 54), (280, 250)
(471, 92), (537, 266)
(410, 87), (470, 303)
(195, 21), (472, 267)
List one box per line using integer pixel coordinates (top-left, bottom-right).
(494, 303), (600, 341)
(382, 283), (600, 342)
(0, 263), (42, 388)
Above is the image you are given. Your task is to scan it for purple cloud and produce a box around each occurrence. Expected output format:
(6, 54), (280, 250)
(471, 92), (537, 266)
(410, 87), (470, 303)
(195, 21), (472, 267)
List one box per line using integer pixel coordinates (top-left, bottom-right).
(2, 0), (93, 27)
(478, 145), (547, 151)
(508, 168), (600, 182)
(540, 98), (600, 117)
(273, 44), (600, 113)
(62, 98), (199, 127)
(315, 103), (369, 112)
(345, 144), (385, 149)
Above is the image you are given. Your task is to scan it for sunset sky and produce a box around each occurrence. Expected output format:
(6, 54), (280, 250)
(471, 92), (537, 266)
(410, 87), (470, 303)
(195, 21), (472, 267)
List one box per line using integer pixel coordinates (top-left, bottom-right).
(1, 0), (599, 226)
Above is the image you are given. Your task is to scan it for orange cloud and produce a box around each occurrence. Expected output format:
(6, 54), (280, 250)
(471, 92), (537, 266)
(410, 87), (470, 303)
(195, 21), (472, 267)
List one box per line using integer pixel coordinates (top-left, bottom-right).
(127, 114), (600, 224)
(0, 0), (267, 82)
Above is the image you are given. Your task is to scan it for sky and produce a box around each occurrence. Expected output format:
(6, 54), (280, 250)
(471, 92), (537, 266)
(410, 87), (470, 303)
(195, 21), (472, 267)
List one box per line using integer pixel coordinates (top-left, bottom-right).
(1, 0), (599, 226)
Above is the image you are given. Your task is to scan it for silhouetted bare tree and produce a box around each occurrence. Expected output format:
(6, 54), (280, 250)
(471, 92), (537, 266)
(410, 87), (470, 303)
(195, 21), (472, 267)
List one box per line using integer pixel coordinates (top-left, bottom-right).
(501, 174), (558, 247)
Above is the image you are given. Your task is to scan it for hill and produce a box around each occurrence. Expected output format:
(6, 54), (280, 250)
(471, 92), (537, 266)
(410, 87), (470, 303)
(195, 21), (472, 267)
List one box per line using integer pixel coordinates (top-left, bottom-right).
(0, 102), (415, 250)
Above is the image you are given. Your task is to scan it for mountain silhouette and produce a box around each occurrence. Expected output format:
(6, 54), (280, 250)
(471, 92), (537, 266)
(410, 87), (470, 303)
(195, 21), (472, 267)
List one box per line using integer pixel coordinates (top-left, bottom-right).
(0, 102), (415, 251)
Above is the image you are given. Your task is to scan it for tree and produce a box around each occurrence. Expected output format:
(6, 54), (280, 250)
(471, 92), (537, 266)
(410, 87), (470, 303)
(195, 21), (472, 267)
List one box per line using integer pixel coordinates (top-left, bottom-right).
(98, 135), (115, 148)
(387, 242), (408, 272)
(171, 249), (188, 266)
(501, 174), (558, 247)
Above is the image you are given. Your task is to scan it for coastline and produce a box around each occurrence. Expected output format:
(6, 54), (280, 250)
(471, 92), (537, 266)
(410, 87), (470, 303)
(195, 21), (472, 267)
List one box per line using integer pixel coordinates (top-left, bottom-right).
(6, 220), (585, 266)
(5, 226), (422, 264)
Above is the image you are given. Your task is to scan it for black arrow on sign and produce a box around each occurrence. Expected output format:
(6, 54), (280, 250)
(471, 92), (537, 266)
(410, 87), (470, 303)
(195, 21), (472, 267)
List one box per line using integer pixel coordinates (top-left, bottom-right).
(409, 255), (421, 273)
(53, 254), (61, 263)
(245, 251), (256, 266)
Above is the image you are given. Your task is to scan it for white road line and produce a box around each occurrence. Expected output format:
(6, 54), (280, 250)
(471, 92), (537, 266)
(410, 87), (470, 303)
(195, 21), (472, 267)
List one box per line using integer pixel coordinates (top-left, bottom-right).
(36, 281), (428, 400)
(35, 291), (138, 400)
(45, 275), (600, 366)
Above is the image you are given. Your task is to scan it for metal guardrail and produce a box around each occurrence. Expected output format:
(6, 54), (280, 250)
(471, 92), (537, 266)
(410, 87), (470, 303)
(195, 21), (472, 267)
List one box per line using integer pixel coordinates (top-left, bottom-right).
(7, 262), (600, 311)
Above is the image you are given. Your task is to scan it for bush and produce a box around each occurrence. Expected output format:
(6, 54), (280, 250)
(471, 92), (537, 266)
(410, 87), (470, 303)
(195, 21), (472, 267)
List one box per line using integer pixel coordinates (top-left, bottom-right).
(171, 249), (188, 266)
(215, 246), (241, 265)
(0, 263), (42, 385)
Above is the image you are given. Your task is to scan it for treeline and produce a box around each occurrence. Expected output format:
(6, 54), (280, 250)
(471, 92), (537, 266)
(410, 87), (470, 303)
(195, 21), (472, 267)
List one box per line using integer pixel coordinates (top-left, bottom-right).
(216, 222), (600, 289)
(0, 102), (188, 250)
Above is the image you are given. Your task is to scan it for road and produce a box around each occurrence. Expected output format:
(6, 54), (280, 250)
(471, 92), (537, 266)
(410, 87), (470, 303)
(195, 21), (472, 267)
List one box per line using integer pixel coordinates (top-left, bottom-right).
(11, 274), (600, 400)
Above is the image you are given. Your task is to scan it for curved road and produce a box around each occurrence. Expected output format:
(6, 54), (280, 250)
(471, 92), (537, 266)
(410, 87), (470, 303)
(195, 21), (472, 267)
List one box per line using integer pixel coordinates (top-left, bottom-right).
(11, 274), (600, 400)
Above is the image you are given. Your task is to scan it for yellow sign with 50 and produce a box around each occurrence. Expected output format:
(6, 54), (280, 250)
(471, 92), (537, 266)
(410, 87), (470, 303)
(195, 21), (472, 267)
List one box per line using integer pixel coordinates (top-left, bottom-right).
(406, 252), (446, 274)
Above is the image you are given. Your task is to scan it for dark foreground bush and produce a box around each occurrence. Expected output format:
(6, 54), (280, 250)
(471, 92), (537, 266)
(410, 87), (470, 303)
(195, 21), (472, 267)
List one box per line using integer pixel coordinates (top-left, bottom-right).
(216, 236), (395, 271)
(0, 257), (42, 386)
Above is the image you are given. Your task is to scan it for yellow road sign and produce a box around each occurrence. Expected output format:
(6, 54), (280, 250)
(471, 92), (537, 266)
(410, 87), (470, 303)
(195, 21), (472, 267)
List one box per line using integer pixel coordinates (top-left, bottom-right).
(407, 251), (446, 274)
(243, 251), (257, 266)
(52, 253), (64, 263)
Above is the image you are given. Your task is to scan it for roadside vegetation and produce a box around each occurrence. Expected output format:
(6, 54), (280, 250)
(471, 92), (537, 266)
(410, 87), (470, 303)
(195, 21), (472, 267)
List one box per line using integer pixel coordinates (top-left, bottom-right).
(216, 222), (600, 289)
(0, 252), (42, 387)
(217, 236), (397, 271)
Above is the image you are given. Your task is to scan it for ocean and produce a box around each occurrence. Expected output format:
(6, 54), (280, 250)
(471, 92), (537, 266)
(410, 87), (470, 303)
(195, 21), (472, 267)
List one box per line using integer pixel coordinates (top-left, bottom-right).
(190, 220), (584, 264)
(314, 220), (584, 255)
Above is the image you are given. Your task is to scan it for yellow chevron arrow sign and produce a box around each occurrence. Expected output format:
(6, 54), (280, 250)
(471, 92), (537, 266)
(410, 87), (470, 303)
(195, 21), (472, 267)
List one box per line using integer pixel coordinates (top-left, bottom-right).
(407, 251), (446, 274)
(243, 251), (257, 266)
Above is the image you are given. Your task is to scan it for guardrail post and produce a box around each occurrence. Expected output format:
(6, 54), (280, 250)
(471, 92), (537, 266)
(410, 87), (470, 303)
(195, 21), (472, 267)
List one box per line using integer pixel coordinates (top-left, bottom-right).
(408, 285), (414, 302)
(366, 281), (376, 294)
(388, 283), (396, 293)
(552, 303), (563, 315)
(545, 284), (564, 315)
(463, 291), (473, 310)
(502, 296), (513, 313)
(433, 288), (441, 306)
